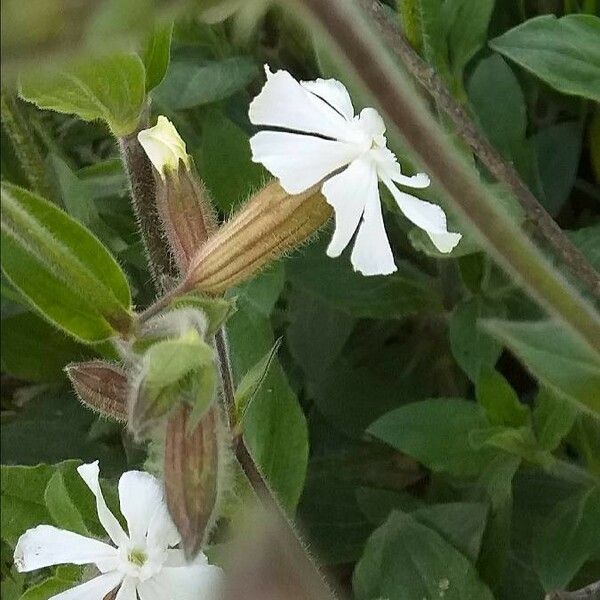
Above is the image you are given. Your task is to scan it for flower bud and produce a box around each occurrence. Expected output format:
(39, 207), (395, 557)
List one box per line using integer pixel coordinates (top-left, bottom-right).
(137, 116), (190, 179)
(128, 328), (216, 440)
(156, 166), (218, 271)
(138, 115), (218, 272)
(185, 181), (332, 295)
(65, 360), (128, 421)
(164, 403), (226, 558)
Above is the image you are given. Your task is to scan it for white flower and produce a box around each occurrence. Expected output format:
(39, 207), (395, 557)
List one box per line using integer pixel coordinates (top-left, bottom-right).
(138, 116), (190, 179)
(248, 66), (462, 276)
(13, 462), (223, 600)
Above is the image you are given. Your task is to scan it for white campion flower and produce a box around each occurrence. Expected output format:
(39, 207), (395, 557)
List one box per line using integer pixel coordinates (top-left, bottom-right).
(13, 462), (223, 600)
(249, 66), (462, 276)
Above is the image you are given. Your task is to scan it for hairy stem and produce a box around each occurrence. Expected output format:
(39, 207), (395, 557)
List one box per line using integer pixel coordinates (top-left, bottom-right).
(293, 0), (600, 356)
(356, 0), (600, 301)
(118, 112), (176, 293)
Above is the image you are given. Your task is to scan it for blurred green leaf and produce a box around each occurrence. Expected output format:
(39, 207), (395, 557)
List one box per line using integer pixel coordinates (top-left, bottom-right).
(354, 510), (495, 600)
(142, 22), (173, 91)
(19, 54), (146, 136)
(476, 369), (530, 428)
(533, 485), (600, 592)
(567, 225), (600, 273)
(1, 312), (94, 382)
(490, 15), (600, 102)
(1, 182), (132, 342)
(18, 576), (75, 600)
(444, 0), (495, 79)
(483, 320), (600, 417)
(533, 122), (582, 216)
(287, 238), (441, 319)
(153, 56), (258, 109)
(44, 466), (90, 536)
(449, 296), (504, 383)
(468, 54), (526, 162)
(533, 389), (578, 453)
(200, 109), (266, 213)
(369, 399), (495, 477)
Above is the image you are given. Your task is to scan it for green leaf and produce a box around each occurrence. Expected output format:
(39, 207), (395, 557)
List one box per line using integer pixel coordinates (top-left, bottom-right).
(410, 503), (489, 563)
(449, 296), (504, 383)
(1, 464), (53, 546)
(467, 54), (526, 162)
(1, 391), (127, 473)
(369, 399), (495, 477)
(482, 319), (600, 417)
(135, 330), (216, 432)
(287, 238), (441, 319)
(19, 54), (146, 136)
(153, 56), (258, 109)
(489, 15), (600, 102)
(533, 122), (583, 216)
(533, 389), (578, 452)
(170, 294), (236, 336)
(567, 224), (600, 273)
(18, 576), (75, 600)
(353, 510), (495, 600)
(142, 22), (173, 92)
(533, 485), (600, 591)
(200, 110), (267, 213)
(443, 0), (495, 79)
(48, 154), (99, 228)
(235, 338), (281, 423)
(227, 288), (308, 512)
(44, 468), (90, 536)
(1, 312), (94, 382)
(469, 426), (551, 466)
(476, 369), (530, 428)
(1, 183), (132, 342)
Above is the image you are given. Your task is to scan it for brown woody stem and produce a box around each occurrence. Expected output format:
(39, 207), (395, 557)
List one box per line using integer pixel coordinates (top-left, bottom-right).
(357, 0), (600, 301)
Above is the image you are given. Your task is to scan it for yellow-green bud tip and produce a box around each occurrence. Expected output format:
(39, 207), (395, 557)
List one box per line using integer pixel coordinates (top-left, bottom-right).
(137, 116), (190, 178)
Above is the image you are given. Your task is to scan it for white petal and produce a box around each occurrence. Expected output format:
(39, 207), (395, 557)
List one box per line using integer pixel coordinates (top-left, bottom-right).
(300, 77), (355, 120)
(322, 158), (374, 257)
(118, 471), (164, 546)
(48, 571), (123, 600)
(350, 182), (397, 276)
(372, 148), (430, 189)
(356, 108), (386, 139)
(383, 178), (461, 253)
(14, 525), (118, 573)
(249, 66), (354, 140)
(115, 576), (138, 600)
(249, 131), (359, 194)
(146, 503), (181, 550)
(137, 116), (189, 179)
(137, 556), (224, 600)
(77, 462), (128, 547)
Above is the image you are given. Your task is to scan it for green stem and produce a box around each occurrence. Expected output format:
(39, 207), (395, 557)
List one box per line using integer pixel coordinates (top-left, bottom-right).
(292, 0), (600, 357)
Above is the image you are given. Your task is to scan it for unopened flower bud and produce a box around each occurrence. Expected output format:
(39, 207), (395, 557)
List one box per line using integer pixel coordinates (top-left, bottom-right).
(184, 181), (332, 295)
(138, 116), (218, 271)
(164, 403), (226, 558)
(157, 166), (218, 271)
(137, 116), (190, 179)
(65, 360), (128, 421)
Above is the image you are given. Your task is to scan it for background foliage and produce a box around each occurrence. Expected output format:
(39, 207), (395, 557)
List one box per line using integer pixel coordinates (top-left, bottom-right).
(1, 0), (599, 599)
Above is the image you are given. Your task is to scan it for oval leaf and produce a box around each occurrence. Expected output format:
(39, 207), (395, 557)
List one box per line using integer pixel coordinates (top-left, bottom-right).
(489, 15), (600, 102)
(1, 183), (132, 342)
(19, 53), (146, 136)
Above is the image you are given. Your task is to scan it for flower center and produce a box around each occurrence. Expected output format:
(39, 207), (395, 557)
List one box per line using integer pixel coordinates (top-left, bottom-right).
(128, 548), (147, 567)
